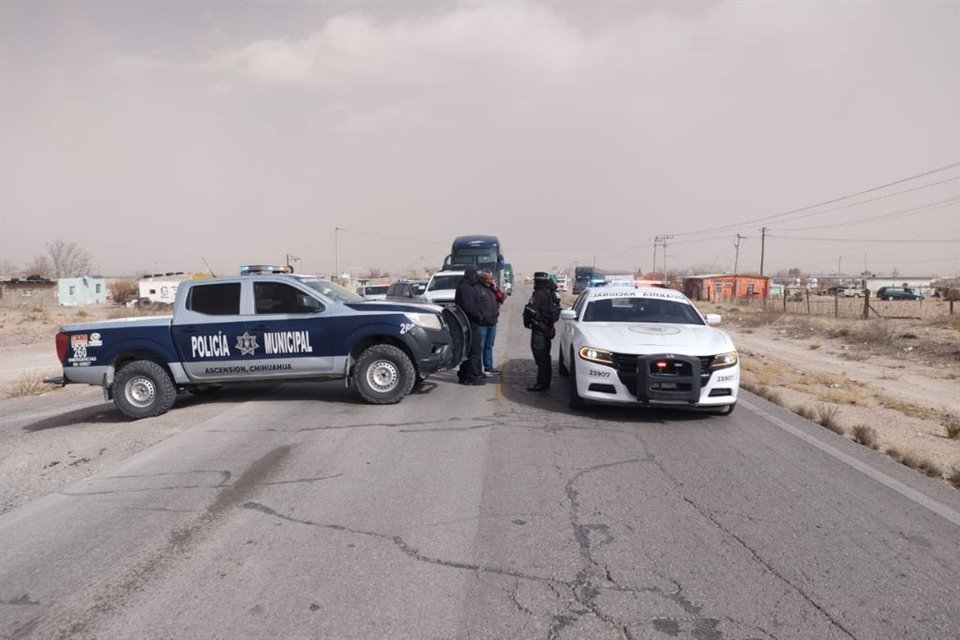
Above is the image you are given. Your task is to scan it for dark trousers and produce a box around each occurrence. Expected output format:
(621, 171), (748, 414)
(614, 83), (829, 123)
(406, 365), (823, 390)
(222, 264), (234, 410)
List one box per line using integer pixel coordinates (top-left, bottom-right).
(459, 323), (483, 382)
(530, 330), (552, 388)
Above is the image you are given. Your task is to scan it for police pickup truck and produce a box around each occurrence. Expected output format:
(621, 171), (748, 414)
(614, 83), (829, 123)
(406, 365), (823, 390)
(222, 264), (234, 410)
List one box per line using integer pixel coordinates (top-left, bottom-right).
(51, 272), (469, 419)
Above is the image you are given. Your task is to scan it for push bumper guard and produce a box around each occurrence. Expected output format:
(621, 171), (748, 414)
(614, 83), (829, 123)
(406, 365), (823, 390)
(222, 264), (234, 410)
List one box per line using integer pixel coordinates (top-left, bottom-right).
(635, 354), (702, 405)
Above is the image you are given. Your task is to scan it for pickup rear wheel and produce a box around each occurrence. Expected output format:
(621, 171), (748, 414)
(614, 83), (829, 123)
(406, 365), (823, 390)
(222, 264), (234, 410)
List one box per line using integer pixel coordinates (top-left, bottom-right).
(353, 344), (415, 404)
(114, 360), (177, 419)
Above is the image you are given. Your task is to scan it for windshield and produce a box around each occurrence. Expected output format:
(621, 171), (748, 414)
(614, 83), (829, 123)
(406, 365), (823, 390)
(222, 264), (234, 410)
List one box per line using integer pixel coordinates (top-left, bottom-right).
(362, 285), (389, 295)
(428, 274), (463, 291)
(450, 247), (498, 267)
(582, 297), (704, 325)
(298, 278), (364, 304)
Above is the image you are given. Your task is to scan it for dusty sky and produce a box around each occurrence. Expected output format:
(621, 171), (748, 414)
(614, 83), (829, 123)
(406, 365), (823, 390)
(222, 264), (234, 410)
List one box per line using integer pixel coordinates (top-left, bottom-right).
(2, 1), (958, 278)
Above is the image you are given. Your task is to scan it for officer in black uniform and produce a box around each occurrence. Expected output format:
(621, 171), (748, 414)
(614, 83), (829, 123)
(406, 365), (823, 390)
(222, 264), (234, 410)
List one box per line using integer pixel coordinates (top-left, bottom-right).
(455, 265), (485, 385)
(523, 271), (560, 391)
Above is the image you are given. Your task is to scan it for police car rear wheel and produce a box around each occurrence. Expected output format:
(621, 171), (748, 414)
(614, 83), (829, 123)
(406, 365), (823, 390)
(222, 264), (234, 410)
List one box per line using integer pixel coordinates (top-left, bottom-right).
(353, 344), (415, 404)
(114, 360), (177, 419)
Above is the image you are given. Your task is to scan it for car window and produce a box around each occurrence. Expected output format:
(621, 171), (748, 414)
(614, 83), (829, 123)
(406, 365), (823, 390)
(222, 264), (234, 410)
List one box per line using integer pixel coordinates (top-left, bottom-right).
(254, 282), (322, 314)
(188, 283), (241, 315)
(363, 285), (389, 296)
(582, 297), (704, 325)
(428, 275), (463, 291)
(298, 278), (363, 304)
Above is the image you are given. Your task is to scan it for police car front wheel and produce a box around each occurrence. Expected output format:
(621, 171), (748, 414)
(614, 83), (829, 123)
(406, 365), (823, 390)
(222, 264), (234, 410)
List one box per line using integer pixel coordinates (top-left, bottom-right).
(353, 344), (416, 405)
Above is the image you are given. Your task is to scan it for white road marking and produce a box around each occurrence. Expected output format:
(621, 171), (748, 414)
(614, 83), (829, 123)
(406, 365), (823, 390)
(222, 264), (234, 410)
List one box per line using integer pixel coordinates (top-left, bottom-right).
(742, 398), (960, 528)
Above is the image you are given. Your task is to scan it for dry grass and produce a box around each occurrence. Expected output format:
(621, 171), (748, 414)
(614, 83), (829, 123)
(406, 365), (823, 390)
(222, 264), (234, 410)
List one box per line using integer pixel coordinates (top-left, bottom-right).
(849, 320), (893, 344)
(794, 404), (818, 421)
(852, 424), (879, 449)
(943, 415), (960, 440)
(821, 387), (873, 407)
(876, 395), (931, 420)
(949, 468), (960, 490)
(737, 310), (783, 329)
(886, 448), (943, 478)
(5, 370), (54, 398)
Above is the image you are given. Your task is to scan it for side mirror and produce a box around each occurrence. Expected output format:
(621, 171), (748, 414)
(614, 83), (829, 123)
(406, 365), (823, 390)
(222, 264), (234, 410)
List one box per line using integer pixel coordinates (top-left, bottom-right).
(560, 309), (577, 320)
(704, 313), (721, 325)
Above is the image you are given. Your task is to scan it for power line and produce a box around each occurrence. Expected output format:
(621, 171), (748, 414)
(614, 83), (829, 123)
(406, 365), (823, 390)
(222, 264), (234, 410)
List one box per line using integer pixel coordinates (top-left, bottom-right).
(669, 161), (960, 238)
(767, 234), (959, 243)
(776, 197), (959, 231)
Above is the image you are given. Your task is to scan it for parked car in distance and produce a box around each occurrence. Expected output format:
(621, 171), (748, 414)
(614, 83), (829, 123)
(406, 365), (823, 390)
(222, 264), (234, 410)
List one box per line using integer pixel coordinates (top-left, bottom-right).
(824, 286), (863, 297)
(357, 283), (389, 301)
(876, 286), (923, 301)
(420, 270), (464, 305)
(385, 280), (428, 301)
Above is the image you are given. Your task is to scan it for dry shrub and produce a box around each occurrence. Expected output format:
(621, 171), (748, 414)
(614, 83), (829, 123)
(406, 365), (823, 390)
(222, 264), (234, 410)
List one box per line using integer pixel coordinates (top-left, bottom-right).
(852, 424), (879, 449)
(877, 395), (930, 420)
(943, 415), (960, 440)
(850, 320), (892, 344)
(887, 448), (943, 478)
(757, 386), (783, 405)
(107, 278), (138, 303)
(816, 404), (844, 434)
(5, 371), (51, 398)
(795, 404), (818, 421)
(821, 388), (872, 407)
(948, 468), (960, 490)
(808, 343), (822, 351)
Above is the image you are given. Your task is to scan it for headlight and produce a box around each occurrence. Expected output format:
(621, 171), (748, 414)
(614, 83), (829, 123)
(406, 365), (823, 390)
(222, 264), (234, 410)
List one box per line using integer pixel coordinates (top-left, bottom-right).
(405, 312), (443, 331)
(711, 351), (738, 369)
(578, 346), (615, 366)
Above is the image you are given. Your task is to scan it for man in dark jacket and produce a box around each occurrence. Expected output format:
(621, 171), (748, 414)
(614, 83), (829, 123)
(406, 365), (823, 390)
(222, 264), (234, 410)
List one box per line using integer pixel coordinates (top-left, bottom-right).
(523, 271), (561, 391)
(478, 268), (505, 376)
(455, 265), (485, 385)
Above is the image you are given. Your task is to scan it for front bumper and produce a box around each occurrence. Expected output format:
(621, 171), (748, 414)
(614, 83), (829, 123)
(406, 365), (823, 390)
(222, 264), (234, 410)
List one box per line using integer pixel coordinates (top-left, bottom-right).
(405, 306), (470, 375)
(575, 352), (739, 408)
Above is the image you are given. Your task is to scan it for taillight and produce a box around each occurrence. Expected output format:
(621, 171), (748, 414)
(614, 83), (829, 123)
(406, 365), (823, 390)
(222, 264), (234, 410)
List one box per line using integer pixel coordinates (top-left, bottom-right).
(55, 332), (68, 362)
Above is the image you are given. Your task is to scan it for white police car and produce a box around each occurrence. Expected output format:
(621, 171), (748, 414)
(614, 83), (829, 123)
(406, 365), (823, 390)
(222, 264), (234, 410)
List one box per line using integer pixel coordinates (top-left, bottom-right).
(558, 286), (739, 414)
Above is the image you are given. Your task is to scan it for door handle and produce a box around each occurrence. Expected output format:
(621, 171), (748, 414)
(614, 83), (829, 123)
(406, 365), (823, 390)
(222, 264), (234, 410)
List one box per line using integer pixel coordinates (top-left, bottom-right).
(180, 326), (199, 334)
(253, 324), (269, 331)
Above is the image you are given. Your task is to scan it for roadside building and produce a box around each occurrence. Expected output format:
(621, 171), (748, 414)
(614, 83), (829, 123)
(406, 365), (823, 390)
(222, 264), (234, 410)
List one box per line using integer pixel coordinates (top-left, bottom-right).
(58, 276), (107, 306)
(0, 277), (58, 308)
(682, 274), (770, 301)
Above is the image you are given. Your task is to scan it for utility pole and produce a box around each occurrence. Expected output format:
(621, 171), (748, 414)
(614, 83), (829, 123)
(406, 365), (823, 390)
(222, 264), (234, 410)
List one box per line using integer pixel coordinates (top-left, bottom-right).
(733, 234), (743, 274)
(661, 235), (673, 281)
(759, 227), (767, 276)
(653, 235), (673, 278)
(334, 227), (342, 282)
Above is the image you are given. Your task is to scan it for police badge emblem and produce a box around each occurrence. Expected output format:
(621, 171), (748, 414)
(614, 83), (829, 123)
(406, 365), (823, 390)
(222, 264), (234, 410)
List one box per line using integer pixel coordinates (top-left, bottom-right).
(235, 332), (260, 356)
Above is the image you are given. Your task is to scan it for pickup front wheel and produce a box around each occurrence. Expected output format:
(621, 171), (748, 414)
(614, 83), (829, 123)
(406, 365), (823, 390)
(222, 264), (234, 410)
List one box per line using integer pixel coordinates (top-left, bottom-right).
(352, 344), (416, 404)
(114, 360), (177, 419)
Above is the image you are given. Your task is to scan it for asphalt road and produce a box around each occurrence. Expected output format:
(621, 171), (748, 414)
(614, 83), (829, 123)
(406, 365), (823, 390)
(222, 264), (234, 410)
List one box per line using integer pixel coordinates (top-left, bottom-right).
(2, 288), (959, 640)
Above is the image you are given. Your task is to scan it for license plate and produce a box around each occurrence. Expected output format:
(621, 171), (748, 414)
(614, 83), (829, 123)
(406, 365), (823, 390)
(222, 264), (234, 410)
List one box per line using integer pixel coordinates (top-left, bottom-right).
(651, 382), (678, 391)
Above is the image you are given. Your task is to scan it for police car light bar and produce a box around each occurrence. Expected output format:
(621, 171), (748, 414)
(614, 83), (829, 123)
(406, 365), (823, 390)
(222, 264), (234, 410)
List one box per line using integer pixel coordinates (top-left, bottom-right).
(240, 264), (295, 275)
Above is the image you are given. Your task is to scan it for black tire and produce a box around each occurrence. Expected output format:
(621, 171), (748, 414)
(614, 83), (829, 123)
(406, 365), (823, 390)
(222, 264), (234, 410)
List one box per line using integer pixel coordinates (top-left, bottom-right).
(568, 349), (586, 410)
(558, 349), (569, 377)
(711, 402), (736, 416)
(352, 344), (415, 404)
(113, 360), (177, 419)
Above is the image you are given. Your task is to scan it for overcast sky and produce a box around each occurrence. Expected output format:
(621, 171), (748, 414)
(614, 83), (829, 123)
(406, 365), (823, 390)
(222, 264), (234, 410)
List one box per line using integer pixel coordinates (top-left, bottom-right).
(2, 1), (958, 278)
